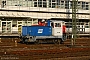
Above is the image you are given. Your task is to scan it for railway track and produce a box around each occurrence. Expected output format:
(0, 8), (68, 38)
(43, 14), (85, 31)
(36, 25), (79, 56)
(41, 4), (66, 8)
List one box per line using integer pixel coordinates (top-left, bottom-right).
(0, 47), (90, 60)
(0, 38), (90, 60)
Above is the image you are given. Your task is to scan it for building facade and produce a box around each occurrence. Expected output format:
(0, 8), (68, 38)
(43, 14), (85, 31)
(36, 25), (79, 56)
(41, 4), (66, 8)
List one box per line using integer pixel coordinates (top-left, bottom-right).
(0, 0), (90, 35)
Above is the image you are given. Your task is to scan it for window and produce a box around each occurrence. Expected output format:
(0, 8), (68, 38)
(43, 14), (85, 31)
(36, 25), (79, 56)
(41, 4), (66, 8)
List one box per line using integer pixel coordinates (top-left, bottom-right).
(56, 0), (60, 8)
(69, 1), (89, 10)
(86, 5), (89, 10)
(70, 1), (72, 9)
(77, 25), (80, 28)
(2, 1), (6, 8)
(77, 2), (82, 9)
(52, 3), (56, 8)
(82, 2), (89, 10)
(81, 23), (84, 25)
(49, 0), (57, 8)
(85, 26), (89, 28)
(66, 25), (72, 28)
(61, 1), (65, 8)
(49, 2), (51, 8)
(12, 21), (17, 27)
(82, 2), (85, 9)
(86, 3), (89, 10)
(57, 0), (60, 5)
(52, 0), (55, 2)
(34, 2), (37, 7)
(55, 23), (61, 27)
(65, 1), (69, 9)
(38, 1), (42, 7)
(43, 2), (47, 7)
(51, 23), (54, 28)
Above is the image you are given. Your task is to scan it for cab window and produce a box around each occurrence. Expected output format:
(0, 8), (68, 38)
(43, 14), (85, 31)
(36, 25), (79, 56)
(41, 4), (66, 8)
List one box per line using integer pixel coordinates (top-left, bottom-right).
(51, 23), (54, 28)
(55, 23), (61, 27)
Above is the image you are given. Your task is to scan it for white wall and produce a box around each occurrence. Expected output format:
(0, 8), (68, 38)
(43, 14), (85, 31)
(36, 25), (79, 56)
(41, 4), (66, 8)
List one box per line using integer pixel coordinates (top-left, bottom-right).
(0, 6), (90, 14)
(0, 10), (89, 19)
(0, 5), (90, 19)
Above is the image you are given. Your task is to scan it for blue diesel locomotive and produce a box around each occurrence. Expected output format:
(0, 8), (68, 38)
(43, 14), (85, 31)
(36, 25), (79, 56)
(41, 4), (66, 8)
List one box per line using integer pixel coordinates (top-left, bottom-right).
(20, 20), (67, 44)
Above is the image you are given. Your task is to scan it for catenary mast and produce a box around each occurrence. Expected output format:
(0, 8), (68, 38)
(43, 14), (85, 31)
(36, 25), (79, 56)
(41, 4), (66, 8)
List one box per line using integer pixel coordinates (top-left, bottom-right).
(71, 0), (78, 46)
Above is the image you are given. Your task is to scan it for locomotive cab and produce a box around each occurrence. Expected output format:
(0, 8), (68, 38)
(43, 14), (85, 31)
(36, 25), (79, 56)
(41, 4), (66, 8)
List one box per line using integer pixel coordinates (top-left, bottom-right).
(51, 21), (66, 41)
(51, 21), (63, 36)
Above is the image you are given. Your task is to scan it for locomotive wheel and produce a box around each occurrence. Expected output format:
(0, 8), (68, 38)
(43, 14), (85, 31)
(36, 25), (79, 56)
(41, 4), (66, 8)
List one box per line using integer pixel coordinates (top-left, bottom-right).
(35, 40), (39, 44)
(58, 39), (61, 44)
(60, 40), (64, 44)
(21, 39), (25, 44)
(54, 39), (60, 44)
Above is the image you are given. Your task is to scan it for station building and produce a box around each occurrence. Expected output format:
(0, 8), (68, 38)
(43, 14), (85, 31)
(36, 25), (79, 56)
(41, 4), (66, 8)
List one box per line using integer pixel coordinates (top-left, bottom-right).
(0, 0), (90, 36)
